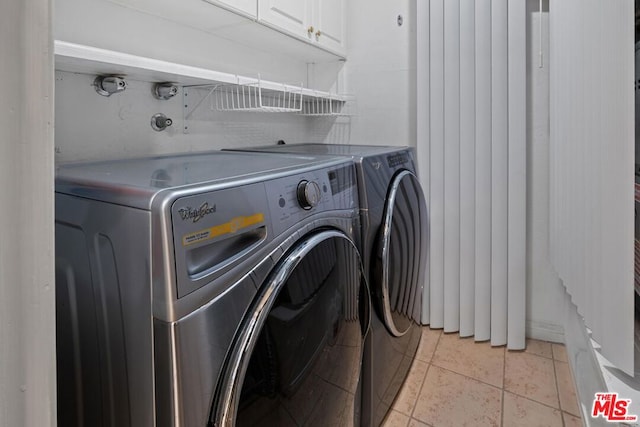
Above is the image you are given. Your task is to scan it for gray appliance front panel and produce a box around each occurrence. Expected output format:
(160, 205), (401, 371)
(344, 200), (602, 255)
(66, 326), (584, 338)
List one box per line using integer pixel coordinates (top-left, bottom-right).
(357, 149), (417, 268)
(171, 183), (272, 298)
(155, 215), (361, 427)
(56, 189), (358, 427)
(264, 163), (356, 235)
(357, 149), (415, 210)
(227, 144), (417, 265)
(169, 164), (356, 299)
(226, 144), (417, 212)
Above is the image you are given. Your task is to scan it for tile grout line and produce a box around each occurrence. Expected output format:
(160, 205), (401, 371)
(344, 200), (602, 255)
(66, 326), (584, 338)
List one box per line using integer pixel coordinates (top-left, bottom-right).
(408, 328), (443, 423)
(510, 344), (580, 426)
(429, 346), (505, 391)
(552, 351), (566, 427)
(525, 339), (555, 360)
(430, 363), (503, 391)
(501, 345), (506, 427)
(502, 389), (570, 415)
(502, 352), (569, 414)
(555, 348), (584, 420)
(420, 331), (506, 425)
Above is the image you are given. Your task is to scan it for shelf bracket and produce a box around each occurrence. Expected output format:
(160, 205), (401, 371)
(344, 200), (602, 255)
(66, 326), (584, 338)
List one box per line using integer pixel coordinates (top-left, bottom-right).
(182, 85), (218, 134)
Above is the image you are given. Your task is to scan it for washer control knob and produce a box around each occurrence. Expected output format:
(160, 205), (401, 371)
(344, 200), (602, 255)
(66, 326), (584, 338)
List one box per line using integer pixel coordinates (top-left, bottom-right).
(297, 180), (322, 210)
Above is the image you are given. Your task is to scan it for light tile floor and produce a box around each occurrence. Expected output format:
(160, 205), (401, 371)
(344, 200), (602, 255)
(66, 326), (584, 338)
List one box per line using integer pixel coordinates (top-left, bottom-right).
(383, 327), (583, 427)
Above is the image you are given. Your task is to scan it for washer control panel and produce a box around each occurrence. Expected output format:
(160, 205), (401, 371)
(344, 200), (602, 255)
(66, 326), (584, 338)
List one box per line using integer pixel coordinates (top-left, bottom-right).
(265, 162), (356, 236)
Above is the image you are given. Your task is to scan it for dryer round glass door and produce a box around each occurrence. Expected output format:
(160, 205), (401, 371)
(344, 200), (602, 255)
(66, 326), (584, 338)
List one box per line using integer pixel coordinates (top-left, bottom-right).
(374, 170), (428, 337)
(212, 230), (370, 427)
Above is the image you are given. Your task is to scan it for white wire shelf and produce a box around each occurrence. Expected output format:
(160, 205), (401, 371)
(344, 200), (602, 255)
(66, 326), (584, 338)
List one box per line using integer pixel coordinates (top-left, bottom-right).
(212, 77), (304, 113)
(299, 93), (356, 116)
(183, 76), (353, 132)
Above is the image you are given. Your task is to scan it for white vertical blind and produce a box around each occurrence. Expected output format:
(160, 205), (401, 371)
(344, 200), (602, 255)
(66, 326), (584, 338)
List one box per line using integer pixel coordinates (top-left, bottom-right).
(417, 0), (431, 324)
(443, 0), (461, 333)
(507, 0), (526, 349)
(417, 0), (526, 348)
(549, 0), (634, 374)
(459, 0), (476, 338)
(429, 0), (445, 329)
(490, 0), (509, 346)
(474, 0), (493, 342)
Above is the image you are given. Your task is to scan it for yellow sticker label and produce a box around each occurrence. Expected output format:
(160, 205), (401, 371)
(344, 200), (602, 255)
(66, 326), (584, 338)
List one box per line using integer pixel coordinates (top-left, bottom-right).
(182, 213), (265, 246)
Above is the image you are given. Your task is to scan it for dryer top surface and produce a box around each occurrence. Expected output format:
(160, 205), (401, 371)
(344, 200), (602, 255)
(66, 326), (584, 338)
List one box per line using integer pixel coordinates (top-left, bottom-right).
(230, 143), (412, 160)
(55, 151), (349, 209)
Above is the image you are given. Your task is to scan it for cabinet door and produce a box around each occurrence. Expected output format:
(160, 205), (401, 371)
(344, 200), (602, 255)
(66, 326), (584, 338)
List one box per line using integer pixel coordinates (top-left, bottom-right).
(259, 0), (311, 39)
(203, 0), (257, 19)
(313, 0), (345, 54)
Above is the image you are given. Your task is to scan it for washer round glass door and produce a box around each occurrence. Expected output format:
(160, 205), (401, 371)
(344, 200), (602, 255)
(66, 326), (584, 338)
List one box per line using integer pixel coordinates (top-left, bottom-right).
(212, 229), (369, 427)
(374, 170), (428, 337)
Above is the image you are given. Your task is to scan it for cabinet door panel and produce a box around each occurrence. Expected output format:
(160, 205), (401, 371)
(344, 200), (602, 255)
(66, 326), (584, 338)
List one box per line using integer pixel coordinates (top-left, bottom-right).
(259, 0), (310, 38)
(314, 0), (345, 53)
(203, 0), (257, 19)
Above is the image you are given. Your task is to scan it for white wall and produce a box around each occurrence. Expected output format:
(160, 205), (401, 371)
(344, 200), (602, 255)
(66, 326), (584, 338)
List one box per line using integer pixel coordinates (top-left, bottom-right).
(339, 0), (416, 148)
(54, 0), (412, 162)
(53, 0), (351, 163)
(0, 0), (56, 425)
(55, 71), (323, 162)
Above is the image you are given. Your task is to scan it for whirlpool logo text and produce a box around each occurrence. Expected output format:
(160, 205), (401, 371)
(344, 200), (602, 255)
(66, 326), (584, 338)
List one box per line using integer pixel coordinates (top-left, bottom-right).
(178, 202), (217, 223)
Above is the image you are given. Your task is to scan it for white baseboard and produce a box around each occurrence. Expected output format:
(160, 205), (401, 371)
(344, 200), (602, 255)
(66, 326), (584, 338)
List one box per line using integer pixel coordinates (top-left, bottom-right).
(526, 319), (565, 343)
(562, 292), (609, 427)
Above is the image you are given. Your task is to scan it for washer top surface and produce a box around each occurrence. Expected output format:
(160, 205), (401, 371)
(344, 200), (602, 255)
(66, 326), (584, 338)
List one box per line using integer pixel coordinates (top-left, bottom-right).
(230, 143), (411, 159)
(55, 151), (348, 209)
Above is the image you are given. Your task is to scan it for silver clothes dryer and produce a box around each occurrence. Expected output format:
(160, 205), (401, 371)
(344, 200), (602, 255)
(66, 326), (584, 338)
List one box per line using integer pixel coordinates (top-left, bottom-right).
(225, 144), (429, 426)
(55, 151), (369, 426)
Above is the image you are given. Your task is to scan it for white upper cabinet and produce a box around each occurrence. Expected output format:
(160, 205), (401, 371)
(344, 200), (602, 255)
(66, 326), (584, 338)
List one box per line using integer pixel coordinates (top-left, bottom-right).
(258, 0), (345, 56)
(202, 0), (257, 19)
(259, 0), (310, 37)
(311, 0), (345, 54)
(60, 0), (345, 63)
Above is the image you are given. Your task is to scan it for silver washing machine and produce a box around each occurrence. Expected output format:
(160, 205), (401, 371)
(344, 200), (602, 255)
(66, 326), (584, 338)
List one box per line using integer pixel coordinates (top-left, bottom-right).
(226, 144), (429, 426)
(55, 151), (370, 427)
